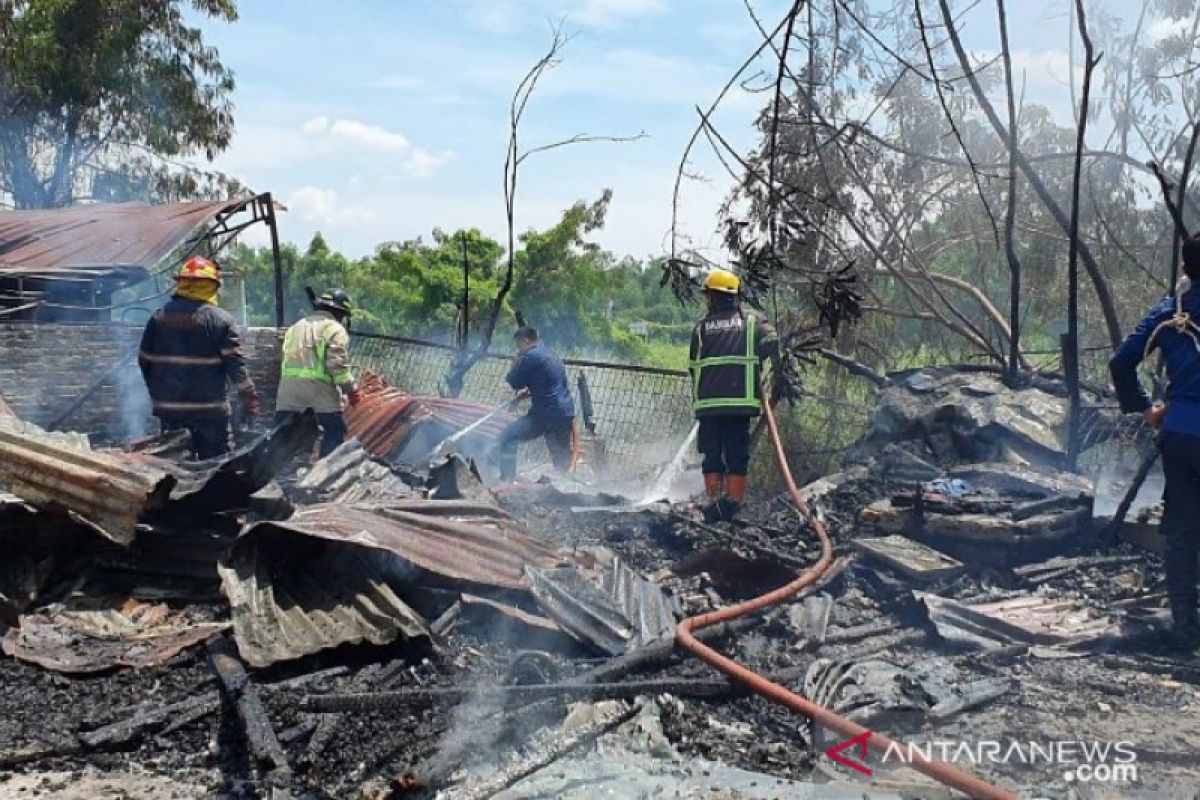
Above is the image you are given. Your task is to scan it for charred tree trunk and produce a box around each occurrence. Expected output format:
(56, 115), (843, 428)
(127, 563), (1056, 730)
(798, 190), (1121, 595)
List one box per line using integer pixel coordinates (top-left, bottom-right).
(1065, 0), (1100, 470)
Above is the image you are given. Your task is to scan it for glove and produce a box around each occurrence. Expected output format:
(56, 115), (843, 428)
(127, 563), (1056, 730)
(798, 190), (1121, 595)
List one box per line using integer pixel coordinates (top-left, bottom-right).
(347, 388), (363, 408)
(239, 388), (262, 419)
(1145, 401), (1167, 430)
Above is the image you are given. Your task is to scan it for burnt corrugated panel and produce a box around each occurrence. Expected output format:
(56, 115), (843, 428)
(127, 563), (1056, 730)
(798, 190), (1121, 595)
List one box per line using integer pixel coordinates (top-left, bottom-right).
(294, 439), (415, 504)
(219, 538), (429, 667)
(0, 200), (250, 279)
(602, 557), (678, 647)
(237, 502), (564, 591)
(526, 567), (633, 656)
(0, 418), (173, 545)
(526, 559), (676, 655)
(125, 410), (319, 513)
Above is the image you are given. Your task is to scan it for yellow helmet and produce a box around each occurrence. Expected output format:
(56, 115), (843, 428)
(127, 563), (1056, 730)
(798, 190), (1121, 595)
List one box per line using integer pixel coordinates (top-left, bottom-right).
(703, 269), (740, 295)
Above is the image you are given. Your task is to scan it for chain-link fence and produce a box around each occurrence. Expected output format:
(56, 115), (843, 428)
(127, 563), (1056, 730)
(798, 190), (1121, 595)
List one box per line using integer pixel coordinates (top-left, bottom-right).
(350, 333), (694, 476)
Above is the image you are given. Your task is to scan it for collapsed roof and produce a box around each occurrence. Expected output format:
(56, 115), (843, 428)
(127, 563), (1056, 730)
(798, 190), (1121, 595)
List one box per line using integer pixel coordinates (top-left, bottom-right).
(0, 198), (267, 284)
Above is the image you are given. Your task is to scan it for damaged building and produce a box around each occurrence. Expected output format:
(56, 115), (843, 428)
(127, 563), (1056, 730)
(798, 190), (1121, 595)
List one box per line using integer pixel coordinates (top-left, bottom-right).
(0, 204), (1197, 800)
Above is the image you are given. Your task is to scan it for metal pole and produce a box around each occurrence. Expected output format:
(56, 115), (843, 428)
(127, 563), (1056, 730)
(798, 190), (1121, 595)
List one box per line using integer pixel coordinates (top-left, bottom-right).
(263, 193), (285, 328)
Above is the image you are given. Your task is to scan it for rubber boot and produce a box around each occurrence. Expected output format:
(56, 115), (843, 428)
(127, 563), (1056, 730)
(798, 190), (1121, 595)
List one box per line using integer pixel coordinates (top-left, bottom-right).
(1164, 560), (1200, 652)
(718, 475), (748, 521)
(702, 473), (724, 523)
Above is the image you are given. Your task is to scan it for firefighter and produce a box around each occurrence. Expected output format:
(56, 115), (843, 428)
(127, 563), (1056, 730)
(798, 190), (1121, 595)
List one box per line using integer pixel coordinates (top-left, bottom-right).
(1111, 234), (1200, 651)
(496, 327), (575, 482)
(138, 256), (260, 459)
(275, 288), (361, 457)
(690, 269), (779, 521)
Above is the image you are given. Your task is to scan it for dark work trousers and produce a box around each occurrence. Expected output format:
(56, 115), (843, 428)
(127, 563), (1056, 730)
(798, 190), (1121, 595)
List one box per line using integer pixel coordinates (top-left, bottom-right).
(497, 414), (574, 482)
(697, 416), (752, 475)
(1161, 431), (1200, 627)
(275, 410), (347, 458)
(162, 416), (232, 461)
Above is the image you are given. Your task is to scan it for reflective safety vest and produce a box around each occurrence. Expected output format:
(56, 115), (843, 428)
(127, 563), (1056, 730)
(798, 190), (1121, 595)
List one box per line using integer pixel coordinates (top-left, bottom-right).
(690, 312), (763, 415)
(280, 314), (352, 386)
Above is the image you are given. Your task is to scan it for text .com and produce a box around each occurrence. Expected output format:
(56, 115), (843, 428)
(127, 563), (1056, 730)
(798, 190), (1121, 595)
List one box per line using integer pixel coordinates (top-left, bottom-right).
(824, 731), (1138, 785)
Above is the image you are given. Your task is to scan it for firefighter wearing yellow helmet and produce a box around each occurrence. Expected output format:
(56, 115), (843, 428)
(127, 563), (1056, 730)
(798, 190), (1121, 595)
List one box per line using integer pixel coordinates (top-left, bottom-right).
(689, 269), (779, 521)
(138, 256), (260, 459)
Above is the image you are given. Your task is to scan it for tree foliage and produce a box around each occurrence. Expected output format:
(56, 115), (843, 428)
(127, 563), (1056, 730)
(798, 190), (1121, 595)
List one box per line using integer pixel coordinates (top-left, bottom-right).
(0, 0), (241, 208)
(230, 195), (695, 366)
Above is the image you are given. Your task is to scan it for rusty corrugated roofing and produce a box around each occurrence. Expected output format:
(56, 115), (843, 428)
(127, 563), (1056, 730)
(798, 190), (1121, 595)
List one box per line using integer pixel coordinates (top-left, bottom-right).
(0, 199), (253, 279)
(0, 418), (173, 545)
(219, 536), (429, 668)
(237, 501), (565, 591)
(347, 372), (515, 462)
(0, 412), (317, 546)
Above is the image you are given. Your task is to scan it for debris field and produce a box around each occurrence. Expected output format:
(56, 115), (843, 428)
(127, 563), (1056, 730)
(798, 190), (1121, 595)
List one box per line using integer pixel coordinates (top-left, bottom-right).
(0, 368), (1198, 799)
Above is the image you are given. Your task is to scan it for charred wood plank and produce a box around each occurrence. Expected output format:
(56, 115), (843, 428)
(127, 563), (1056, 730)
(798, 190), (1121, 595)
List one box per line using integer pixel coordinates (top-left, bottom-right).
(456, 701), (642, 800)
(207, 636), (291, 780)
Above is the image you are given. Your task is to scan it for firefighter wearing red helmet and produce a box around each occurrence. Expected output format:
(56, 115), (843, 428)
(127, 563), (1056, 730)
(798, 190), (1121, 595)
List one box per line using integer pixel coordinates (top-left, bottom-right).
(138, 255), (261, 459)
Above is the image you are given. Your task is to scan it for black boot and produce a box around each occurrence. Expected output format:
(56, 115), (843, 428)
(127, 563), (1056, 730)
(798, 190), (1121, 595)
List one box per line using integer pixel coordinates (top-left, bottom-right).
(1164, 561), (1200, 652)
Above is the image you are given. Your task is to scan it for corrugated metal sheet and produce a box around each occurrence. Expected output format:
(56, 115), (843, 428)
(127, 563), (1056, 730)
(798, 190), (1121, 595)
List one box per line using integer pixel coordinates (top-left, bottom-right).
(347, 372), (515, 462)
(235, 501), (565, 591)
(0, 200), (250, 279)
(0, 417), (173, 545)
(921, 592), (1118, 649)
(526, 558), (676, 655)
(2, 601), (228, 673)
(218, 537), (429, 667)
(0, 412), (318, 546)
(294, 439), (415, 504)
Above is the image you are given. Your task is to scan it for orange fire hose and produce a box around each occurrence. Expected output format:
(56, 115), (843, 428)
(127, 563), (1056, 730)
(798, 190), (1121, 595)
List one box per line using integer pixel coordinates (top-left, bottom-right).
(674, 396), (1019, 800)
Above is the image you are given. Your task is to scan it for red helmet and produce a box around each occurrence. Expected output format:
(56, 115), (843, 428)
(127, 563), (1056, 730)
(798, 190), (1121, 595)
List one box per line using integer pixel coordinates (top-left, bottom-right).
(176, 255), (221, 284)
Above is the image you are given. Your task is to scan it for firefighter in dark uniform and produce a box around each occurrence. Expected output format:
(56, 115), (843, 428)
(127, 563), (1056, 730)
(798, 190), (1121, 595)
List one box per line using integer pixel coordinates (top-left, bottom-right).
(689, 269), (779, 521)
(138, 256), (260, 459)
(1111, 235), (1200, 651)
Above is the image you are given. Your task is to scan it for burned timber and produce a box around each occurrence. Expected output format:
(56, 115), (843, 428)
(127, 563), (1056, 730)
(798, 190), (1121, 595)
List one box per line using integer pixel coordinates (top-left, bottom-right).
(0, 348), (1197, 799)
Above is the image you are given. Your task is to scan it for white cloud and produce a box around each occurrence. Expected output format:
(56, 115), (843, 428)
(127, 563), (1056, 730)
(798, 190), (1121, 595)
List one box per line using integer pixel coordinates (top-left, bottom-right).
(286, 186), (378, 228)
(329, 119), (411, 151)
(300, 116), (411, 152)
(402, 148), (456, 178)
(300, 115), (330, 136)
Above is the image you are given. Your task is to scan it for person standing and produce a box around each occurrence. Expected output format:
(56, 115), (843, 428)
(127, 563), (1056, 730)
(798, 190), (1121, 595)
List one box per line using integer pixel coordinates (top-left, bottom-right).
(1111, 235), (1200, 651)
(496, 327), (575, 482)
(139, 256), (259, 459)
(689, 269), (779, 521)
(275, 289), (361, 457)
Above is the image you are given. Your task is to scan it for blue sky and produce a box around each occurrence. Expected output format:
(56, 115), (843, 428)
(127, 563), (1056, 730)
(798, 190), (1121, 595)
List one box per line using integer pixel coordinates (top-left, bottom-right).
(198, 0), (1101, 260)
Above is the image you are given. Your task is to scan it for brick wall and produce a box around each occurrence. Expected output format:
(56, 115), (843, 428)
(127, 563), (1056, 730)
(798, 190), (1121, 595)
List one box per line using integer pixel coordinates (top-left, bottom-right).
(0, 322), (283, 443)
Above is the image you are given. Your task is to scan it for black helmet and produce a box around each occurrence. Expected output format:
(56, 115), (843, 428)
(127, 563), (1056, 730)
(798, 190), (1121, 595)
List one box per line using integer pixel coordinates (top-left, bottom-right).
(316, 288), (352, 316)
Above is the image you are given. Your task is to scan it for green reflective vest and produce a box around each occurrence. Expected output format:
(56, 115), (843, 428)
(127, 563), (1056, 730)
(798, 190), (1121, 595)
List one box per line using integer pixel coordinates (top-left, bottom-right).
(690, 314), (762, 414)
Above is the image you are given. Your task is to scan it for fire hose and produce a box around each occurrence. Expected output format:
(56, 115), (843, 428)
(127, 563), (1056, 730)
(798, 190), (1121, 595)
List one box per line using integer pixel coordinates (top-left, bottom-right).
(674, 393), (1019, 800)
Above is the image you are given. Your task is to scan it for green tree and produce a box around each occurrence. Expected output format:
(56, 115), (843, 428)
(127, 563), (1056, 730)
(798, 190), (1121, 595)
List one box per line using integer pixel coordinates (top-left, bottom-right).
(0, 0), (239, 208)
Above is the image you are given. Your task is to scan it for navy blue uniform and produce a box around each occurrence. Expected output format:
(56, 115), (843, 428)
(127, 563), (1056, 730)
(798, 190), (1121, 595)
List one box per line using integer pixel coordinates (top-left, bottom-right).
(139, 296), (254, 459)
(497, 343), (575, 481)
(1111, 287), (1200, 633)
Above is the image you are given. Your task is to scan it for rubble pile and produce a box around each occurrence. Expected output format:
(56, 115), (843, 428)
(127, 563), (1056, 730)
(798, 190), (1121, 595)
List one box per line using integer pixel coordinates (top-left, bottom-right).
(0, 367), (1198, 798)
